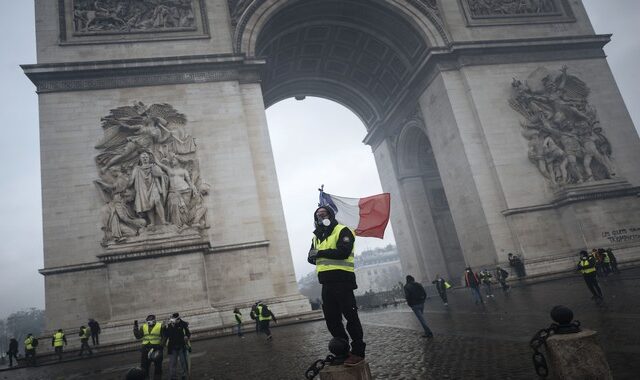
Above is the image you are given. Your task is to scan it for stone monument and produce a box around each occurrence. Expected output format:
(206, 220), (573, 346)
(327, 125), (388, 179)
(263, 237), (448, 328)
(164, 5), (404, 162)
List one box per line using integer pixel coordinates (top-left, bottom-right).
(24, 0), (640, 332)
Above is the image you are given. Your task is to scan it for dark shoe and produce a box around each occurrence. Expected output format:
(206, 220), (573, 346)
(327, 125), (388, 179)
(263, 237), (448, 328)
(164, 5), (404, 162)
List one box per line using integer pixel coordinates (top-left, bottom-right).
(422, 333), (434, 338)
(344, 354), (364, 367)
(266, 335), (273, 341)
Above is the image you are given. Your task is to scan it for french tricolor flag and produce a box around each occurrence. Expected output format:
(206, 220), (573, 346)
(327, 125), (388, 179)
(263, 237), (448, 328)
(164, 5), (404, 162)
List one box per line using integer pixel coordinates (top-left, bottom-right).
(319, 191), (391, 239)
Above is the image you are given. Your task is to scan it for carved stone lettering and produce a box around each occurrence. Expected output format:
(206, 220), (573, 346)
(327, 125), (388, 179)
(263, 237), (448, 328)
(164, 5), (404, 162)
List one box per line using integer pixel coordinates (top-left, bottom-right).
(466, 0), (559, 17)
(73, 0), (196, 34)
(94, 102), (210, 248)
(509, 66), (616, 187)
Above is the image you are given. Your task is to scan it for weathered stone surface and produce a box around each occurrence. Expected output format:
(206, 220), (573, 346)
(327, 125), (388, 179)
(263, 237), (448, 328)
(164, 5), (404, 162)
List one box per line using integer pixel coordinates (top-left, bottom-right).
(320, 361), (373, 380)
(546, 330), (613, 380)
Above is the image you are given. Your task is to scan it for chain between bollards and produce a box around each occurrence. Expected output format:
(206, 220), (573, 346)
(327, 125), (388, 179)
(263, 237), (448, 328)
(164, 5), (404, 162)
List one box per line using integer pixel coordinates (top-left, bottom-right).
(305, 354), (335, 379)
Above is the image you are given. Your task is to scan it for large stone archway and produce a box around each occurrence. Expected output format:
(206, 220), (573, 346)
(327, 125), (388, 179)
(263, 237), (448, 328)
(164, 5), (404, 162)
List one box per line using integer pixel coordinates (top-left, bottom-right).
(24, 0), (640, 335)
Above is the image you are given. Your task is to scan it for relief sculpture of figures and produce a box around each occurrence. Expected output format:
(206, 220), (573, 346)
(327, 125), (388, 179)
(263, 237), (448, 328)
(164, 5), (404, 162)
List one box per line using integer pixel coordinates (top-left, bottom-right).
(73, 0), (195, 34)
(94, 102), (209, 247)
(467, 0), (557, 17)
(509, 66), (616, 187)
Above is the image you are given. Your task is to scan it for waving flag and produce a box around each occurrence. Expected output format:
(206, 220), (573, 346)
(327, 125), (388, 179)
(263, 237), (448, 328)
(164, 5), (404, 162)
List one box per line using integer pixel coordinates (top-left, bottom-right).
(319, 190), (391, 239)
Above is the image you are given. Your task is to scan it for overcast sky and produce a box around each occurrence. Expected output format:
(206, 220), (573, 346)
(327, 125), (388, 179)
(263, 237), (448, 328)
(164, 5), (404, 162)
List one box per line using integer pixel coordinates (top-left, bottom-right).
(0, 1), (638, 319)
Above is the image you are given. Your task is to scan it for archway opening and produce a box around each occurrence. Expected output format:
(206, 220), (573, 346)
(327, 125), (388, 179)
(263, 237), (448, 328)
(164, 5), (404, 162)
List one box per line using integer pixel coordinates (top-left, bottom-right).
(256, 0), (430, 128)
(265, 97), (396, 285)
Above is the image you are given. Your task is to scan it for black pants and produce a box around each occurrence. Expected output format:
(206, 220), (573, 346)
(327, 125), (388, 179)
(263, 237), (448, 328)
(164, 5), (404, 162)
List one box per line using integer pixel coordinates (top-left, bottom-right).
(321, 283), (366, 357)
(25, 349), (36, 366)
(259, 320), (272, 337)
(141, 346), (163, 379)
(583, 273), (603, 298)
(8, 351), (18, 366)
(91, 333), (100, 345)
(54, 346), (64, 360)
(438, 290), (448, 303)
(79, 339), (93, 356)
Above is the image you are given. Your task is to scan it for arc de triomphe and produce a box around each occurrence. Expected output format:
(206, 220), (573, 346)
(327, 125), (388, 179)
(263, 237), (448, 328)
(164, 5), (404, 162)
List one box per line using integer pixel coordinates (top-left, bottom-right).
(24, 0), (640, 332)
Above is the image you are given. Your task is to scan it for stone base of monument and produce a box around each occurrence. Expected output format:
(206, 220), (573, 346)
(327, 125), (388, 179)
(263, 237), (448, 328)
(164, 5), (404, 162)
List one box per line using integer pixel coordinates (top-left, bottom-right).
(319, 360), (372, 380)
(545, 329), (612, 380)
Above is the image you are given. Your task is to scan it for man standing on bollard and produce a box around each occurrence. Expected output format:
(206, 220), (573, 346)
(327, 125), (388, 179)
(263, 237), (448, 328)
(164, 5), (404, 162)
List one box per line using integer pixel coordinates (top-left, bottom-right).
(133, 315), (166, 379)
(308, 206), (366, 366)
(404, 275), (434, 338)
(577, 250), (603, 300)
(51, 329), (67, 361)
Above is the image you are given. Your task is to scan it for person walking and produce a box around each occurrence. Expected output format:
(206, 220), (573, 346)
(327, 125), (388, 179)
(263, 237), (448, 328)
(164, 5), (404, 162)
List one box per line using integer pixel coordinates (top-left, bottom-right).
(51, 329), (67, 361)
(479, 269), (495, 298)
(464, 267), (484, 305)
(404, 275), (434, 338)
(165, 312), (191, 380)
(308, 205), (366, 366)
(233, 308), (244, 338)
(598, 248), (612, 275)
(7, 337), (19, 367)
(606, 248), (619, 274)
(88, 318), (101, 346)
(24, 333), (38, 367)
(257, 303), (277, 340)
(78, 325), (93, 357)
(577, 250), (603, 300)
(133, 315), (166, 379)
(496, 266), (510, 292)
(249, 302), (260, 334)
(431, 274), (450, 306)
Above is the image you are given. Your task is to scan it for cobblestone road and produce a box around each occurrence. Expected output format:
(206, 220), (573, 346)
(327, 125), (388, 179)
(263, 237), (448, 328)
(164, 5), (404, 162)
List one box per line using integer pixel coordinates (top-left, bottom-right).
(3, 269), (639, 379)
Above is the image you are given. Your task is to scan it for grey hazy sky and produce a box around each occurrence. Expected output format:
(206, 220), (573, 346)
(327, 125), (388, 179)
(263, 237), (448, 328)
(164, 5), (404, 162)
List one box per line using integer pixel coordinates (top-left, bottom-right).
(0, 1), (638, 318)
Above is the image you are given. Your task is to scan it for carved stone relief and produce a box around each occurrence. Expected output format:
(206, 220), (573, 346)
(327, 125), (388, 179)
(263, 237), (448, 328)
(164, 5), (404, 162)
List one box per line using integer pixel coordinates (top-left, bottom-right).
(509, 66), (616, 187)
(466, 0), (559, 17)
(72, 0), (196, 34)
(94, 102), (210, 248)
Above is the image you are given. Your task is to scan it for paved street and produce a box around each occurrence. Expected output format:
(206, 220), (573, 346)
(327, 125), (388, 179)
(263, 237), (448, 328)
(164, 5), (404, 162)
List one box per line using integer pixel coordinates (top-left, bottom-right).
(3, 269), (640, 379)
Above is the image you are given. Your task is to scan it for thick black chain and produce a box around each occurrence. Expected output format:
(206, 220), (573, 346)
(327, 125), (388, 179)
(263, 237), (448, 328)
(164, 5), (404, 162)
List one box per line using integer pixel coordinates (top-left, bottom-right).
(305, 354), (335, 379)
(529, 324), (557, 377)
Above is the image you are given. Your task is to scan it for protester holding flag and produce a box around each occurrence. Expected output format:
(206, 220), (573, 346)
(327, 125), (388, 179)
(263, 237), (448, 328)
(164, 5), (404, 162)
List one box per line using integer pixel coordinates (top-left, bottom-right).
(308, 204), (366, 366)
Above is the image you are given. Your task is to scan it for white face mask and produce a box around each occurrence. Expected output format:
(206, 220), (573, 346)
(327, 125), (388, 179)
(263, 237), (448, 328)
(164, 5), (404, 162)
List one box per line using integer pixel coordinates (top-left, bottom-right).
(321, 218), (331, 227)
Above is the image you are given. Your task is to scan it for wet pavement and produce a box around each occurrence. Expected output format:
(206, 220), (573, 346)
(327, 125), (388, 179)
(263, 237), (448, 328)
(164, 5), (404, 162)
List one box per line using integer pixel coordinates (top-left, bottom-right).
(3, 269), (640, 379)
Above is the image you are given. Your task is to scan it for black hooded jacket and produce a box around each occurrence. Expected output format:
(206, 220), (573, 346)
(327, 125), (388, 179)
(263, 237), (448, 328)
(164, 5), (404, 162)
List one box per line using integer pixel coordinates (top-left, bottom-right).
(309, 206), (357, 287)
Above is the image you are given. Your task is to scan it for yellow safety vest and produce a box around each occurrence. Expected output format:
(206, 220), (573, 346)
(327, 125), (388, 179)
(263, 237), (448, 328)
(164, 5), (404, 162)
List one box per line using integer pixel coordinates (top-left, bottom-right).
(312, 224), (355, 274)
(257, 305), (271, 321)
(234, 312), (242, 323)
(81, 327), (91, 340)
(54, 332), (65, 347)
(142, 323), (162, 346)
(603, 253), (611, 263)
(25, 336), (34, 350)
(579, 260), (596, 274)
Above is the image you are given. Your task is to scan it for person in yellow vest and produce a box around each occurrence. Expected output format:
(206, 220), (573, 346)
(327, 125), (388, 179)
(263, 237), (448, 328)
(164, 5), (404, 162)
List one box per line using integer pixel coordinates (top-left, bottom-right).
(24, 333), (38, 366)
(51, 329), (67, 361)
(78, 325), (93, 357)
(233, 308), (244, 338)
(308, 206), (365, 366)
(133, 314), (166, 379)
(257, 303), (277, 340)
(577, 250), (603, 300)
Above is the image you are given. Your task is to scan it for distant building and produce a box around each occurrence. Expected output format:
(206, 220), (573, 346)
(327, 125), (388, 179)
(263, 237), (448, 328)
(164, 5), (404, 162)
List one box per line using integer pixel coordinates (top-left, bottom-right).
(354, 245), (402, 296)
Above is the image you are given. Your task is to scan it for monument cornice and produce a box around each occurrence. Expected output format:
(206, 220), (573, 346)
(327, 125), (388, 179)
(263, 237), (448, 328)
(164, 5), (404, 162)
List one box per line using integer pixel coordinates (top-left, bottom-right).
(39, 261), (106, 276)
(21, 54), (266, 93)
(363, 34), (611, 148)
(502, 180), (640, 216)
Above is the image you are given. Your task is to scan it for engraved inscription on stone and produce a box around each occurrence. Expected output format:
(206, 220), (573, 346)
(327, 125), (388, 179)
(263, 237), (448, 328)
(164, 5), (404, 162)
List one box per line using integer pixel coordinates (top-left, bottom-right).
(73, 0), (196, 34)
(466, 0), (559, 17)
(509, 66), (616, 187)
(94, 102), (210, 248)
